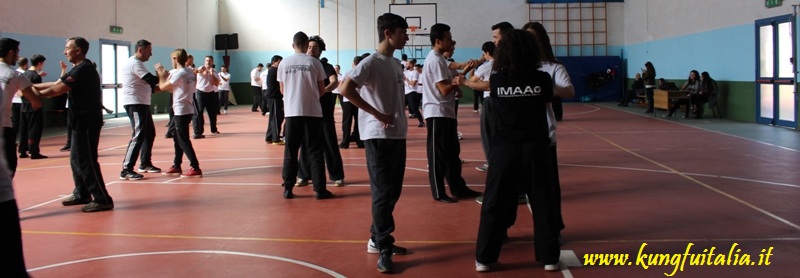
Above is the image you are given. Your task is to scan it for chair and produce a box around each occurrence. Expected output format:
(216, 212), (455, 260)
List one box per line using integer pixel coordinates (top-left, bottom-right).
(707, 93), (722, 118)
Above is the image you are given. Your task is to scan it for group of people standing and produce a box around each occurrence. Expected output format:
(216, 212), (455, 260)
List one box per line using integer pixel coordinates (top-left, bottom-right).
(0, 14), (574, 275)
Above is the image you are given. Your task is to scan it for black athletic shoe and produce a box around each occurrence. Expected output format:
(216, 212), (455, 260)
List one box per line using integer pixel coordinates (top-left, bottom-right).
(62, 195), (91, 206)
(120, 169), (144, 180)
(377, 248), (394, 273)
(81, 202), (114, 212)
(435, 196), (458, 203)
(315, 189), (334, 200)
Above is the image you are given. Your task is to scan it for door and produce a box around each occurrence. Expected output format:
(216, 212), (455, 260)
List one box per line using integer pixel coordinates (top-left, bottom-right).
(755, 15), (797, 127)
(100, 40), (130, 118)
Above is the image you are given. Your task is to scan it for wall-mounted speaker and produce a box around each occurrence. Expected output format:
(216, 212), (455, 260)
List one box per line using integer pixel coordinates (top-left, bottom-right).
(215, 33), (239, 50)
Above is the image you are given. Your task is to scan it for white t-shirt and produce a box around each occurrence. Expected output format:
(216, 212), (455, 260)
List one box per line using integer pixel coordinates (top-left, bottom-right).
(474, 60), (493, 98)
(0, 85), (14, 203)
(539, 62), (573, 144)
(277, 53), (326, 117)
(348, 52), (408, 140)
(169, 68), (197, 116)
(250, 67), (262, 86)
(260, 69), (269, 90)
(218, 71), (231, 91)
(0, 62), (32, 128)
(421, 50), (455, 119)
(403, 69), (419, 94)
(120, 56), (152, 105)
(12, 68), (24, 104)
(332, 73), (344, 94)
(196, 67), (217, 92)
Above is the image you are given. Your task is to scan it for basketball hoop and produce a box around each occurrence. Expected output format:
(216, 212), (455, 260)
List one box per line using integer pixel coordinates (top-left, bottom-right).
(409, 26), (419, 33)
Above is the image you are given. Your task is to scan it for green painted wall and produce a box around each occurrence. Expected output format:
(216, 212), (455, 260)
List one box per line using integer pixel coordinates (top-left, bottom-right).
(625, 78), (758, 123)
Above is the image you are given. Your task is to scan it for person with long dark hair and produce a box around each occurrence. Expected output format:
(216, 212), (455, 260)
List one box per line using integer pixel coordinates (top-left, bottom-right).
(473, 29), (560, 272)
(523, 21), (574, 244)
(697, 71), (717, 119)
(664, 70), (701, 118)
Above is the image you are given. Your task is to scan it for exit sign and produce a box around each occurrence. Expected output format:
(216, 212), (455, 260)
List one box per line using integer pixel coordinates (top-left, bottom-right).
(766, 0), (783, 8)
(109, 25), (123, 34)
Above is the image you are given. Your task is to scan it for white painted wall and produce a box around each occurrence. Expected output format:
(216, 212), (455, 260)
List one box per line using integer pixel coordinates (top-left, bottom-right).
(0, 0), (218, 55)
(623, 0), (792, 44)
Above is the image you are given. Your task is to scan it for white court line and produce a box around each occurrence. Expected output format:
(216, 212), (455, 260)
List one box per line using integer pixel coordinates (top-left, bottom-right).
(596, 104), (800, 152)
(559, 163), (800, 189)
(26, 250), (346, 277)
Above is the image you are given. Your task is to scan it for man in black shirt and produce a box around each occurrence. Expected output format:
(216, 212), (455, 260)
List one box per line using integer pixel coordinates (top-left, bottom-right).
(19, 54), (47, 159)
(264, 55), (284, 144)
(34, 37), (113, 213)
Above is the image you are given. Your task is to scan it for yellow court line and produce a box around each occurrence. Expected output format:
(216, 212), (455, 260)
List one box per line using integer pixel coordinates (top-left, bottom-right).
(564, 121), (800, 232)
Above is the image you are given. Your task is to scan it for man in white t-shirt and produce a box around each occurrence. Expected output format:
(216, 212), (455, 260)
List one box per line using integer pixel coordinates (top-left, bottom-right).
(403, 59), (424, 127)
(217, 65), (231, 114)
(250, 63), (263, 113)
(277, 31), (332, 200)
(11, 57), (26, 144)
(297, 35), (344, 186)
(420, 23), (481, 203)
(259, 64), (270, 115)
(0, 41), (35, 274)
(119, 39), (161, 180)
(339, 13), (409, 274)
(193, 56), (220, 138)
(463, 41), (495, 173)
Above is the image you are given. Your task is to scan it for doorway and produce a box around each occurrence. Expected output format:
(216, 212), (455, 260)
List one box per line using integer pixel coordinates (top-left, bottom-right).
(755, 15), (797, 128)
(99, 40), (130, 118)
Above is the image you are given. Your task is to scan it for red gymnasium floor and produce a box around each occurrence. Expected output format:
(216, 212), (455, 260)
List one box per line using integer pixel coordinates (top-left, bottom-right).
(12, 103), (800, 277)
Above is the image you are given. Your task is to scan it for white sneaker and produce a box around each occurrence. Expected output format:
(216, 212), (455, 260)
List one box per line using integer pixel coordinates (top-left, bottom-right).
(544, 262), (560, 272)
(475, 261), (491, 272)
(223, 109), (227, 114)
(334, 179), (345, 187)
(295, 178), (308, 187)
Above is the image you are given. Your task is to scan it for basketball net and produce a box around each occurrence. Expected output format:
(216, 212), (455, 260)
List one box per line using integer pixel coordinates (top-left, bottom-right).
(409, 26), (418, 34)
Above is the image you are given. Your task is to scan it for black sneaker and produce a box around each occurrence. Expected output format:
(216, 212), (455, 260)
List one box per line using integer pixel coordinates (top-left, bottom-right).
(315, 189), (334, 200)
(138, 165), (162, 173)
(62, 195), (91, 206)
(368, 239), (408, 255)
(30, 154), (48, 159)
(60, 145), (71, 152)
(81, 202), (114, 212)
(377, 248), (393, 273)
(120, 169), (144, 180)
(193, 134), (205, 139)
(19, 153), (28, 158)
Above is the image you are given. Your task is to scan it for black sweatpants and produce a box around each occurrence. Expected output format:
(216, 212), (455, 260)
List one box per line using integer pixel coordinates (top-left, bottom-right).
(282, 117), (326, 192)
(0, 200), (28, 277)
(476, 141), (559, 265)
(71, 126), (113, 204)
(340, 101), (362, 147)
(265, 98), (285, 142)
(193, 90), (219, 136)
(366, 139), (406, 250)
(251, 86), (263, 112)
(122, 104), (156, 171)
(425, 117), (469, 199)
(405, 93), (423, 124)
(299, 93), (344, 181)
(173, 114), (199, 169)
(18, 109), (44, 155)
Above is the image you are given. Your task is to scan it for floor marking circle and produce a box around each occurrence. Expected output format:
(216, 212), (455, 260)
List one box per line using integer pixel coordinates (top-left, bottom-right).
(27, 250), (347, 277)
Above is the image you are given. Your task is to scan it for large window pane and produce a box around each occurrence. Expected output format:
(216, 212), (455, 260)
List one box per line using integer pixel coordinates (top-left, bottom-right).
(777, 22), (793, 78)
(759, 25), (773, 77)
(759, 84), (774, 118)
(778, 85), (795, 121)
